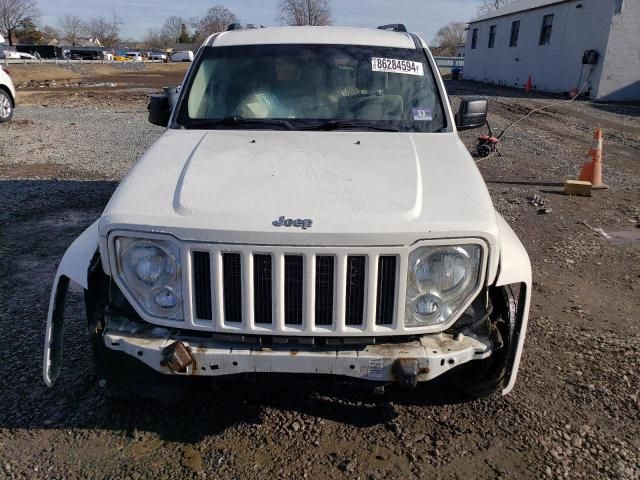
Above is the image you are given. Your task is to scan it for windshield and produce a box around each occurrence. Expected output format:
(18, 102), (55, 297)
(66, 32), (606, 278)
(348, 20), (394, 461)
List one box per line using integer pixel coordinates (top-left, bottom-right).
(177, 44), (447, 132)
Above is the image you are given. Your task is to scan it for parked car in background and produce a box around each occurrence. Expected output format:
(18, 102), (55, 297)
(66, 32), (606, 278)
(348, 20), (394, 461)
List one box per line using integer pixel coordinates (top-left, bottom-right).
(16, 52), (37, 60)
(125, 52), (143, 62)
(0, 65), (15, 123)
(149, 52), (167, 61)
(16, 44), (65, 60)
(69, 48), (105, 60)
(170, 50), (194, 62)
(0, 49), (20, 59)
(113, 55), (132, 62)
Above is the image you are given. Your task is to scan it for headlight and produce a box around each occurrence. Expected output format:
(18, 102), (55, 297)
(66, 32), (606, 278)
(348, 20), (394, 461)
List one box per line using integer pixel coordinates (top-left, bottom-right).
(115, 237), (183, 320)
(405, 245), (482, 327)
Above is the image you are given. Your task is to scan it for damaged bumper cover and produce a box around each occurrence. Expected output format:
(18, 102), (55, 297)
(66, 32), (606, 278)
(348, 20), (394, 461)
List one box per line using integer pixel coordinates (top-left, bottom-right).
(104, 317), (493, 384)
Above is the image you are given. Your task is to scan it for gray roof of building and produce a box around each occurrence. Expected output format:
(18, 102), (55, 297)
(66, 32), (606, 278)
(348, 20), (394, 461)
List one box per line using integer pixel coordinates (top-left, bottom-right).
(470, 0), (570, 23)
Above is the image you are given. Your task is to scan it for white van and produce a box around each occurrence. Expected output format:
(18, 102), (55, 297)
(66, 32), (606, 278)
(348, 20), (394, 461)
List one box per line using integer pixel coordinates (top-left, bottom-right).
(125, 52), (143, 62)
(170, 50), (194, 62)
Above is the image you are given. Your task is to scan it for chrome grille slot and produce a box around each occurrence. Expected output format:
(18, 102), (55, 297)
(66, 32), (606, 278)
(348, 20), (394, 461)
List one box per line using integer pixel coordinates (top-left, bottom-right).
(222, 253), (242, 323)
(284, 255), (304, 325)
(345, 256), (366, 326)
(253, 254), (273, 325)
(315, 256), (334, 326)
(376, 256), (397, 325)
(192, 251), (212, 320)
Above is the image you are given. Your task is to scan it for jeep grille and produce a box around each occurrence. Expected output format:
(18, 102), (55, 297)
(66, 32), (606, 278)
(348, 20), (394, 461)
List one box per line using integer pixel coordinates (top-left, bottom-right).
(188, 247), (400, 335)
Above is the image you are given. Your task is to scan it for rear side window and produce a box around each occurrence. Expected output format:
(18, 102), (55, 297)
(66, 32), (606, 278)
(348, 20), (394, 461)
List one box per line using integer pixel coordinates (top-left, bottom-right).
(471, 29), (478, 49)
(539, 14), (554, 45)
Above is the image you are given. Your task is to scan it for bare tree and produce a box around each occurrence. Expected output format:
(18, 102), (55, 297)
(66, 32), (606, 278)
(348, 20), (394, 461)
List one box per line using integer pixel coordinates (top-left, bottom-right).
(277, 0), (332, 26)
(41, 24), (59, 43)
(161, 16), (185, 43)
(190, 6), (237, 44)
(83, 13), (122, 47)
(58, 14), (83, 46)
(431, 22), (467, 57)
(478, 0), (513, 16)
(0, 0), (39, 45)
(143, 28), (165, 50)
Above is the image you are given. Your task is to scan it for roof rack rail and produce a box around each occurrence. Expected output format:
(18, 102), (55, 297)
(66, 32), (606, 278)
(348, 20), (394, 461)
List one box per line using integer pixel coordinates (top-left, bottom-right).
(377, 24), (408, 33)
(227, 22), (265, 31)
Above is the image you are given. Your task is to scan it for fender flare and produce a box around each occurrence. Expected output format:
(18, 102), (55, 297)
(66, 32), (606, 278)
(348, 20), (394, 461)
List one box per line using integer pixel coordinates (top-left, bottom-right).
(494, 213), (532, 395)
(43, 221), (100, 387)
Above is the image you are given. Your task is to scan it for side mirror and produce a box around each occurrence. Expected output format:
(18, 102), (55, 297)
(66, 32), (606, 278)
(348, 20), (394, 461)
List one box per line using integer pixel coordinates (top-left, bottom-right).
(148, 94), (171, 126)
(455, 96), (488, 131)
(147, 85), (181, 127)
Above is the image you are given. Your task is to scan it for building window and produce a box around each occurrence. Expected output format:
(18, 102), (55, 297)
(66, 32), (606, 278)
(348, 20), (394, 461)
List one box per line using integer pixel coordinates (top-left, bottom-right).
(488, 25), (497, 48)
(509, 20), (520, 47)
(471, 28), (478, 49)
(539, 14), (554, 45)
(614, 0), (623, 14)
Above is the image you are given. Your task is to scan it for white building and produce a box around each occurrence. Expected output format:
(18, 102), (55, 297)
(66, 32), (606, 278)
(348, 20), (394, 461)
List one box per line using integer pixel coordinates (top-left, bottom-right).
(463, 0), (640, 101)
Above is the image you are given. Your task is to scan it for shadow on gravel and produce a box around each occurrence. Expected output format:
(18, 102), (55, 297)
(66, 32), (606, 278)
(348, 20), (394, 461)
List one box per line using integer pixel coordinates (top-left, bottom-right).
(55, 379), (476, 444)
(0, 179), (482, 444)
(485, 180), (565, 187)
(444, 79), (569, 100)
(590, 102), (640, 118)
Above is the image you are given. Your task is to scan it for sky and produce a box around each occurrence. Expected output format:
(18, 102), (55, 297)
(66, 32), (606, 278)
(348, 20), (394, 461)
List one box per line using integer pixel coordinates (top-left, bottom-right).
(37, 0), (482, 43)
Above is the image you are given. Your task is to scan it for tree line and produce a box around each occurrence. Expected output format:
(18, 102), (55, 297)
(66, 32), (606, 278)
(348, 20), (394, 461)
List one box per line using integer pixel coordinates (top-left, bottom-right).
(0, 0), (333, 48)
(143, 0), (332, 49)
(1, 0), (514, 54)
(0, 0), (123, 47)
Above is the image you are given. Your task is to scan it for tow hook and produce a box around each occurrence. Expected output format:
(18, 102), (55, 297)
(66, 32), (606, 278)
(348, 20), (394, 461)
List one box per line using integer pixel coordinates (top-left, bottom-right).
(392, 358), (420, 389)
(160, 341), (194, 373)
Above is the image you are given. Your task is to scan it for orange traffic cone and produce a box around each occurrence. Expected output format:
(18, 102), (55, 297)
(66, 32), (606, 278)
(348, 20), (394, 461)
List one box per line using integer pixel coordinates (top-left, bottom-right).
(524, 75), (533, 93)
(578, 128), (608, 189)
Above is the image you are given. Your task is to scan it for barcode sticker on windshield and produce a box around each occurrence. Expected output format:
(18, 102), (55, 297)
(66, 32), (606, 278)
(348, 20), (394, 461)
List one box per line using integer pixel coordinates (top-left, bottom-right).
(371, 57), (424, 76)
(412, 108), (432, 121)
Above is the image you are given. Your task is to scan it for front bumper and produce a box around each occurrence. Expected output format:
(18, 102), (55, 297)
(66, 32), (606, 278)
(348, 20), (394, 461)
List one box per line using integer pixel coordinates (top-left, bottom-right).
(104, 317), (493, 384)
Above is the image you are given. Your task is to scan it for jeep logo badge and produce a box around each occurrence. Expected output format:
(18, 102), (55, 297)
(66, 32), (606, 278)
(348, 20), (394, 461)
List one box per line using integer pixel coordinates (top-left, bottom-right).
(272, 216), (313, 230)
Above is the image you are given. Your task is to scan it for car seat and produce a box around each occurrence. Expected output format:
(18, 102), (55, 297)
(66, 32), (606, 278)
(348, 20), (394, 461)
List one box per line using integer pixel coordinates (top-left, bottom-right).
(338, 66), (404, 120)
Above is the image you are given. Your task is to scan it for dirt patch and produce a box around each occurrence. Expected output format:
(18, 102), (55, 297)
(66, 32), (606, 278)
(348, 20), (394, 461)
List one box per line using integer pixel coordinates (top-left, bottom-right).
(6, 63), (82, 84)
(8, 62), (190, 90)
(0, 162), (104, 180)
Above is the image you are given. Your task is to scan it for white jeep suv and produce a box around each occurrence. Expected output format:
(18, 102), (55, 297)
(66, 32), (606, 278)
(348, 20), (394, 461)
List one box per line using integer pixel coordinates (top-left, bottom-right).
(0, 65), (15, 123)
(43, 25), (531, 401)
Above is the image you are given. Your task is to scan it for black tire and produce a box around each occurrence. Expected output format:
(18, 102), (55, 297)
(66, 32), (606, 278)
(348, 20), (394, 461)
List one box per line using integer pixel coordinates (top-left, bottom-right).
(85, 257), (187, 404)
(476, 143), (492, 158)
(449, 285), (518, 399)
(0, 89), (14, 123)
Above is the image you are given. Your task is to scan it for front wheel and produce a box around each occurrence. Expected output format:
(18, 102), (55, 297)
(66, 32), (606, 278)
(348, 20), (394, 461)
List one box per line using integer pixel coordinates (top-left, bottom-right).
(85, 256), (187, 404)
(449, 285), (518, 399)
(0, 90), (13, 123)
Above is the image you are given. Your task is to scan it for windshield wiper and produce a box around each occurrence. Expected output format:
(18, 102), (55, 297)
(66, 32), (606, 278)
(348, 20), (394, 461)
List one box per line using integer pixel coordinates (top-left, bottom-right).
(188, 116), (296, 130)
(299, 120), (399, 132)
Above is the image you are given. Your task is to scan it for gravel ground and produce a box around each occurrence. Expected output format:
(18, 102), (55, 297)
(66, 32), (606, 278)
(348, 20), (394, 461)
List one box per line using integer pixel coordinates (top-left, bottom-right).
(0, 81), (638, 479)
(0, 105), (160, 180)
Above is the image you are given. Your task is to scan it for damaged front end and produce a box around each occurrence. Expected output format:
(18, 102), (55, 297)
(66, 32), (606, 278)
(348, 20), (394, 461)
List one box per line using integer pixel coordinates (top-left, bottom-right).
(85, 269), (524, 399)
(43, 221), (530, 400)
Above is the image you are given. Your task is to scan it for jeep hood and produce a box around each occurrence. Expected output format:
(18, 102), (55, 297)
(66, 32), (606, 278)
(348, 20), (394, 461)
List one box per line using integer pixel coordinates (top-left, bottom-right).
(101, 129), (500, 248)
